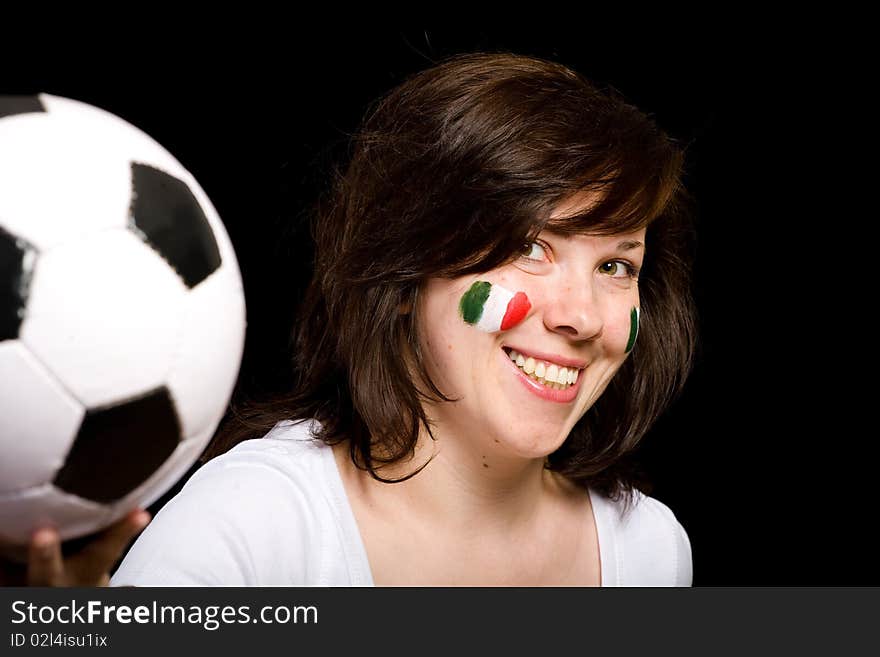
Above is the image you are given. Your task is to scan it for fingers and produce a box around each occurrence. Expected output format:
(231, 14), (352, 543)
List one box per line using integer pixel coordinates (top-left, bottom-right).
(98, 510), (152, 558)
(27, 528), (64, 586)
(71, 510), (151, 584)
(22, 510), (151, 587)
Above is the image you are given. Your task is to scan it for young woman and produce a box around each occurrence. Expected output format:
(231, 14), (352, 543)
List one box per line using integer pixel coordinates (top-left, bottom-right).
(7, 51), (697, 586)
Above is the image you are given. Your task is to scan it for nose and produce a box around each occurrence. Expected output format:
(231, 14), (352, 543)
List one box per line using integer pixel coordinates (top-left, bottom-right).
(541, 274), (604, 341)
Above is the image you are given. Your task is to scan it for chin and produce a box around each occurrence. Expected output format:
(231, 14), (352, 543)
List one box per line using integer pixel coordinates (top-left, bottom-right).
(494, 422), (572, 460)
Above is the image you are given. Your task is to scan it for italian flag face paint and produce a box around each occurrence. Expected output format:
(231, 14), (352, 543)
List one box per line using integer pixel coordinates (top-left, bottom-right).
(625, 307), (640, 353)
(459, 281), (531, 332)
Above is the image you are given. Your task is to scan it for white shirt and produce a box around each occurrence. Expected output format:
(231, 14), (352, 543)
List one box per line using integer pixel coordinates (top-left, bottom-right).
(111, 419), (693, 586)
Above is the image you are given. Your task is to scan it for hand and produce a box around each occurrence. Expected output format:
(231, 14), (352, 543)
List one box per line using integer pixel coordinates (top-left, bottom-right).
(0, 509), (151, 586)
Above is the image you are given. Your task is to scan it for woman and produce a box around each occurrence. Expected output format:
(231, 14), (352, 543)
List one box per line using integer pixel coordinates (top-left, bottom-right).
(8, 51), (697, 586)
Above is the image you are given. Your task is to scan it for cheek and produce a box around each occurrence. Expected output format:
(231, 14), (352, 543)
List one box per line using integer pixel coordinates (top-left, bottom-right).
(420, 293), (475, 380)
(604, 303), (641, 356)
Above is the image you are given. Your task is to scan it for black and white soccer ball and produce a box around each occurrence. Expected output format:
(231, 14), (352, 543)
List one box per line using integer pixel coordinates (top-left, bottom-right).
(0, 94), (246, 545)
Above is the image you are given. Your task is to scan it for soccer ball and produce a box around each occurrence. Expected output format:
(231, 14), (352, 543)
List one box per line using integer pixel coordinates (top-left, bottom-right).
(0, 94), (246, 545)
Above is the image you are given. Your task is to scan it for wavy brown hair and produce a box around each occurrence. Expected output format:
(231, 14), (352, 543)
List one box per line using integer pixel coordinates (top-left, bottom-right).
(204, 51), (697, 511)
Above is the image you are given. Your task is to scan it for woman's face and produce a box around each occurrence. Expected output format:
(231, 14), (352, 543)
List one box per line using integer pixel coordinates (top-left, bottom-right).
(417, 195), (646, 460)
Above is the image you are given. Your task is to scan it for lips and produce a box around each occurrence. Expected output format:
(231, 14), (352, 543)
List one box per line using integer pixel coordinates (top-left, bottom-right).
(499, 347), (582, 403)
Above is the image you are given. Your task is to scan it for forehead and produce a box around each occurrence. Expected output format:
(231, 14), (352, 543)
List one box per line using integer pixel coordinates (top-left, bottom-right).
(543, 188), (648, 245)
(549, 189), (603, 220)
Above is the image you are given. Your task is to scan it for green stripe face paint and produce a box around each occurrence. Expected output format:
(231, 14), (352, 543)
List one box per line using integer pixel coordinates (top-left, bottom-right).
(459, 281), (531, 332)
(625, 307), (640, 353)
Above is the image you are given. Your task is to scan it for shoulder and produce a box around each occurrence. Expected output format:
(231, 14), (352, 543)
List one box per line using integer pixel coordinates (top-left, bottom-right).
(153, 417), (331, 518)
(593, 487), (693, 587)
(111, 419), (335, 586)
(205, 417), (330, 480)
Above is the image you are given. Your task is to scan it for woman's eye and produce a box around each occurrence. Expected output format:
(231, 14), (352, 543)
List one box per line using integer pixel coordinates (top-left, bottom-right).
(599, 260), (638, 279)
(520, 241), (547, 262)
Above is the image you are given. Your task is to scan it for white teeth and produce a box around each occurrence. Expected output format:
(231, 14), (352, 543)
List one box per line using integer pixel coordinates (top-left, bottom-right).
(504, 348), (582, 389)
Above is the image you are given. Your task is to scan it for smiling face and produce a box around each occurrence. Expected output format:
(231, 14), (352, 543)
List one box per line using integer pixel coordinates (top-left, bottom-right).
(416, 194), (646, 460)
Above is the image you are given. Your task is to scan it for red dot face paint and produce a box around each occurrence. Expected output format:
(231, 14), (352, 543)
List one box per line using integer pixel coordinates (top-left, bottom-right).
(499, 291), (530, 330)
(459, 281), (531, 332)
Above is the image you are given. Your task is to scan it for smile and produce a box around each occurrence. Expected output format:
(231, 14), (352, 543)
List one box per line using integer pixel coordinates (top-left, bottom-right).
(501, 346), (585, 403)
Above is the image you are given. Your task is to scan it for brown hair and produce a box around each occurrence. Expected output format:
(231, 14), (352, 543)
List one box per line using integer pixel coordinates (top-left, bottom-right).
(204, 52), (697, 511)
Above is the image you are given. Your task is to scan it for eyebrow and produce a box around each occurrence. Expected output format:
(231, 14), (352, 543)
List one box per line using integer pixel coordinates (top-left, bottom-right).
(542, 229), (645, 252)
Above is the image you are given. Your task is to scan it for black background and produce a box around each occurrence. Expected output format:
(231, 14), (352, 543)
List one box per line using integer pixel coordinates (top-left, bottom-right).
(2, 28), (872, 585)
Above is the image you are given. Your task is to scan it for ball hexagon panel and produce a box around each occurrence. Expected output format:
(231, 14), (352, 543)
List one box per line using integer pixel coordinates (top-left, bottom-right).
(167, 264), (246, 438)
(0, 225), (37, 341)
(0, 484), (109, 545)
(0, 105), (135, 252)
(20, 227), (187, 409)
(53, 386), (181, 504)
(0, 341), (84, 493)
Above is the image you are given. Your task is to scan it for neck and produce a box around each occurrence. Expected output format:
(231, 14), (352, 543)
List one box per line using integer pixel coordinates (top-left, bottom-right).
(354, 419), (566, 537)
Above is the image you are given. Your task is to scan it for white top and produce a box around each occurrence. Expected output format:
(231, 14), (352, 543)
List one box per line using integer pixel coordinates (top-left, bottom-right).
(111, 419), (693, 587)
